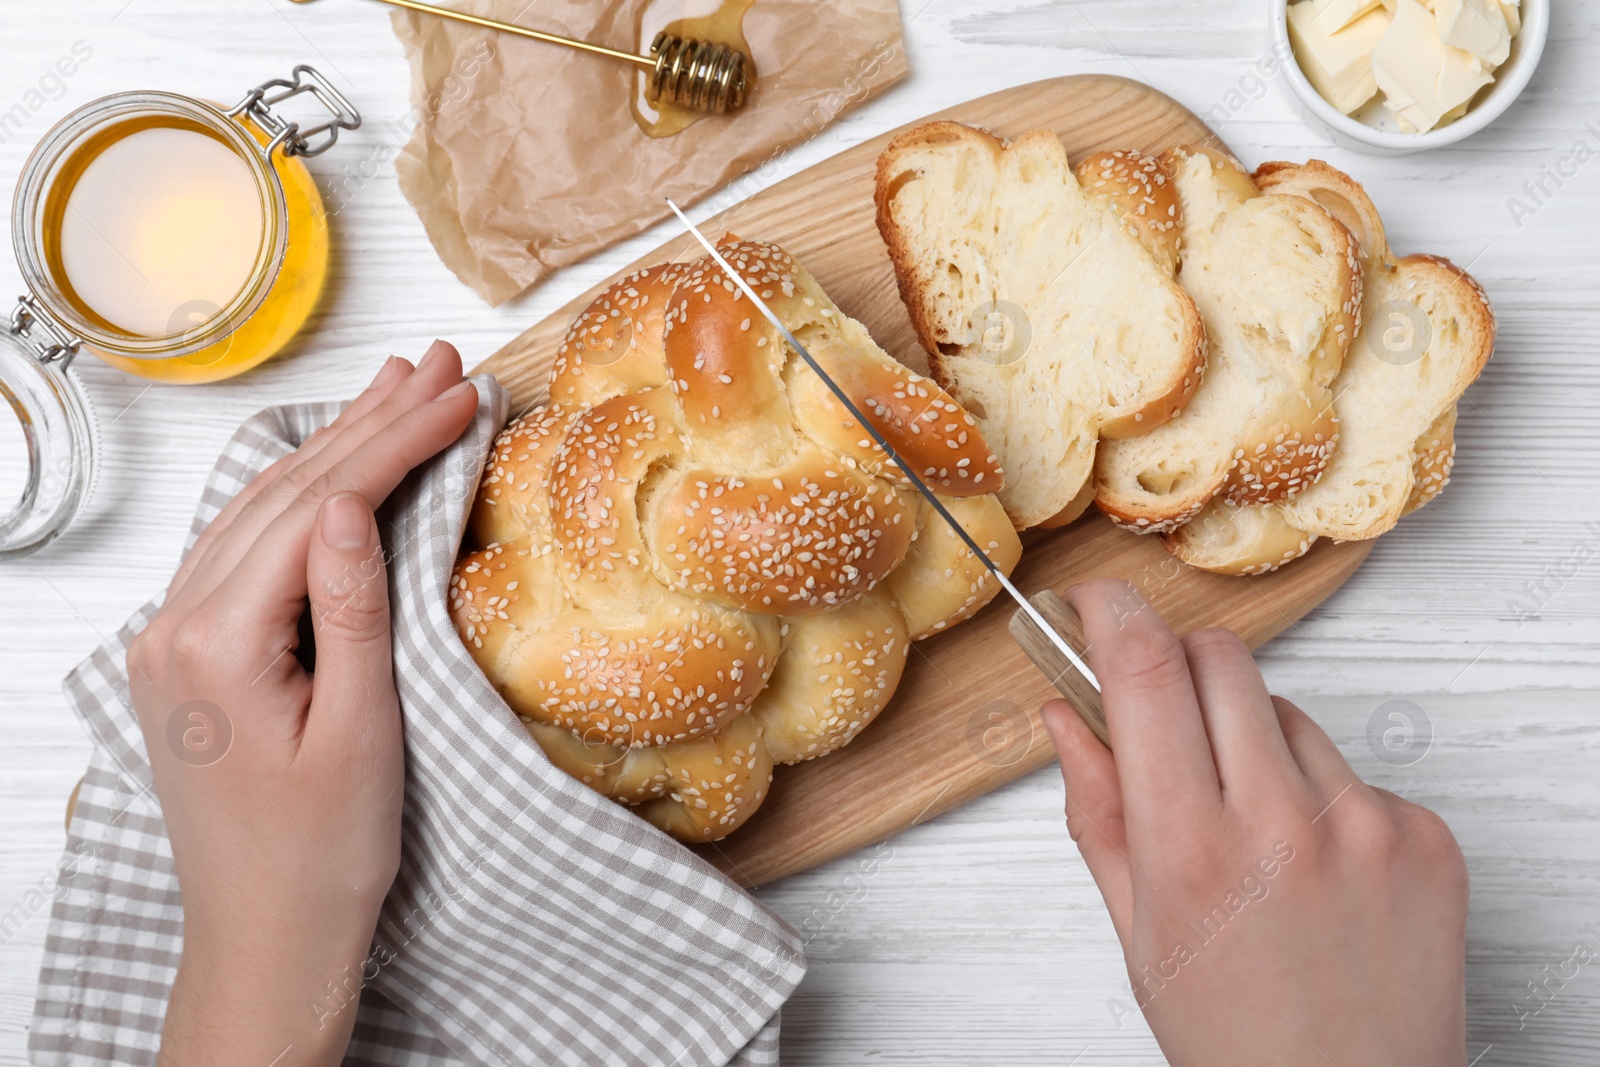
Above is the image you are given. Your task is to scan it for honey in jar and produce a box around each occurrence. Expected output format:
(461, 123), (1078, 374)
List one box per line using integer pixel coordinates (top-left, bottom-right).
(10, 67), (358, 384)
(59, 127), (266, 338)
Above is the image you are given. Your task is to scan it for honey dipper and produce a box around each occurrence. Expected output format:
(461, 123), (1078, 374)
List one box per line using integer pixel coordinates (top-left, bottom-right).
(292, 0), (751, 114)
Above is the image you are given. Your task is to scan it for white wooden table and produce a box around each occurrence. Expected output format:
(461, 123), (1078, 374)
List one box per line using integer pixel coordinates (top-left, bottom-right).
(3, 2), (1597, 1063)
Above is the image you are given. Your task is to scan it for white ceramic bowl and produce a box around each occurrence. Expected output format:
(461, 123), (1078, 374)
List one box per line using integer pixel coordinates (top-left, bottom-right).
(1269, 0), (1549, 155)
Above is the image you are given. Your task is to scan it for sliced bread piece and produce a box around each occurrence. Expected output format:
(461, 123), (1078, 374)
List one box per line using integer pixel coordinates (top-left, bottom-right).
(1164, 160), (1495, 574)
(1094, 147), (1364, 532)
(875, 122), (1205, 529)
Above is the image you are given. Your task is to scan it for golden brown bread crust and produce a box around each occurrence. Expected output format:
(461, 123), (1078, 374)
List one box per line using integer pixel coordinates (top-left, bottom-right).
(792, 339), (1003, 495)
(450, 538), (781, 748)
(886, 493), (1021, 639)
(468, 403), (582, 550)
(1405, 405), (1457, 515)
(1094, 493), (1208, 537)
(452, 236), (1020, 841)
(667, 238), (1004, 495)
(649, 454), (914, 615)
(1159, 498), (1318, 576)
(525, 705), (774, 843)
(634, 710), (774, 841)
(751, 587), (909, 762)
(1220, 365), (1342, 508)
(548, 263), (686, 409)
(663, 248), (793, 442)
(549, 390), (682, 600)
(1073, 150), (1182, 277)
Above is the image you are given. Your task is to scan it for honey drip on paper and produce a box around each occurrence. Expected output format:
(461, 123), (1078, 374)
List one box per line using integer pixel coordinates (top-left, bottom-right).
(631, 0), (755, 138)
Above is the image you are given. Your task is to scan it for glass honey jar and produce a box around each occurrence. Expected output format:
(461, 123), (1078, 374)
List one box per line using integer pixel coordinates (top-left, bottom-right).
(0, 66), (360, 557)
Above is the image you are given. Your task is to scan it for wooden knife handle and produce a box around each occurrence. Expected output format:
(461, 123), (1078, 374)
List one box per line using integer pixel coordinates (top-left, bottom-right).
(1008, 590), (1109, 749)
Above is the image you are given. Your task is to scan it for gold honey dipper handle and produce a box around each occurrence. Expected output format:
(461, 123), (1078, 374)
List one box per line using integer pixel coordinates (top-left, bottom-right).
(295, 0), (750, 114)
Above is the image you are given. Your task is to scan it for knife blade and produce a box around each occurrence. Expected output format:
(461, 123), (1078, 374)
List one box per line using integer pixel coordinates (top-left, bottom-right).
(665, 199), (1109, 748)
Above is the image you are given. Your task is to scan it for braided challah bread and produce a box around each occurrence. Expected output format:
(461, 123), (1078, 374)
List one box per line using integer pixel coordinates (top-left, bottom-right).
(451, 238), (1021, 842)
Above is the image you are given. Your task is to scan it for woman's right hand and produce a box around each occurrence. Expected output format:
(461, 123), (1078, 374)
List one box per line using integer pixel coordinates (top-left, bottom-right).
(1041, 579), (1470, 1066)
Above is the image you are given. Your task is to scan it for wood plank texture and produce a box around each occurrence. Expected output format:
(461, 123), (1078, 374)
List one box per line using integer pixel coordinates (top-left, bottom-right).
(475, 75), (1370, 886)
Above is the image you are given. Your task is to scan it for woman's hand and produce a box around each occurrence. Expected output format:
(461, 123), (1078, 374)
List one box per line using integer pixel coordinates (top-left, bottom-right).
(126, 342), (479, 1066)
(1041, 579), (1469, 1067)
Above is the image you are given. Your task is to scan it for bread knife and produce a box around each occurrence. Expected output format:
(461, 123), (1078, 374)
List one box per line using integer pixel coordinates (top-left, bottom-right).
(665, 200), (1110, 749)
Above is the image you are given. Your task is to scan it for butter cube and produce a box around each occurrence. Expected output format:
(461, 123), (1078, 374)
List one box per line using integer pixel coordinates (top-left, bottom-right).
(1305, 0), (1385, 32)
(1372, 0), (1495, 132)
(1498, 0), (1521, 38)
(1289, 0), (1394, 114)
(1435, 0), (1512, 65)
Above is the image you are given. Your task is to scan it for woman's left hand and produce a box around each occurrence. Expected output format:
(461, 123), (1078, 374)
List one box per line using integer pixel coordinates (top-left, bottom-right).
(126, 341), (478, 1066)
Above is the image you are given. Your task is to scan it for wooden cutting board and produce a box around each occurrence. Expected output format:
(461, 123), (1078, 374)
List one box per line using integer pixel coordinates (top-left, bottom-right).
(473, 74), (1371, 888)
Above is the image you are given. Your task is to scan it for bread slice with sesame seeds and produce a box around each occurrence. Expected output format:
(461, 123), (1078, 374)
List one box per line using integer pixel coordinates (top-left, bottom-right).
(1092, 146), (1363, 533)
(1163, 160), (1495, 575)
(875, 122), (1206, 530)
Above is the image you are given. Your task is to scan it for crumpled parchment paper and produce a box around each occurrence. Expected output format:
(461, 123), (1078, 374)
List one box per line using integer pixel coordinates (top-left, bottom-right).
(390, 0), (908, 306)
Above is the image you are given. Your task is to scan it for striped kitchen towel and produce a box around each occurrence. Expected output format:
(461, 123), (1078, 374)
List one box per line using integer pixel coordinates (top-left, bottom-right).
(31, 377), (805, 1066)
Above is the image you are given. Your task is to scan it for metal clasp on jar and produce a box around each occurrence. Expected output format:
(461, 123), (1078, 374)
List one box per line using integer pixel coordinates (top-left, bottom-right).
(226, 64), (362, 158)
(9, 294), (82, 367)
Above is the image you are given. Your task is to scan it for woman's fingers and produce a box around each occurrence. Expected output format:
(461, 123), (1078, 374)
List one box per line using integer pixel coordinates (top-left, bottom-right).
(168, 353), (416, 600)
(1066, 580), (1221, 838)
(207, 380), (480, 647)
(1181, 628), (1305, 800)
(182, 342), (466, 603)
(1040, 699), (1134, 944)
(300, 496), (404, 809)
(1272, 696), (1364, 806)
